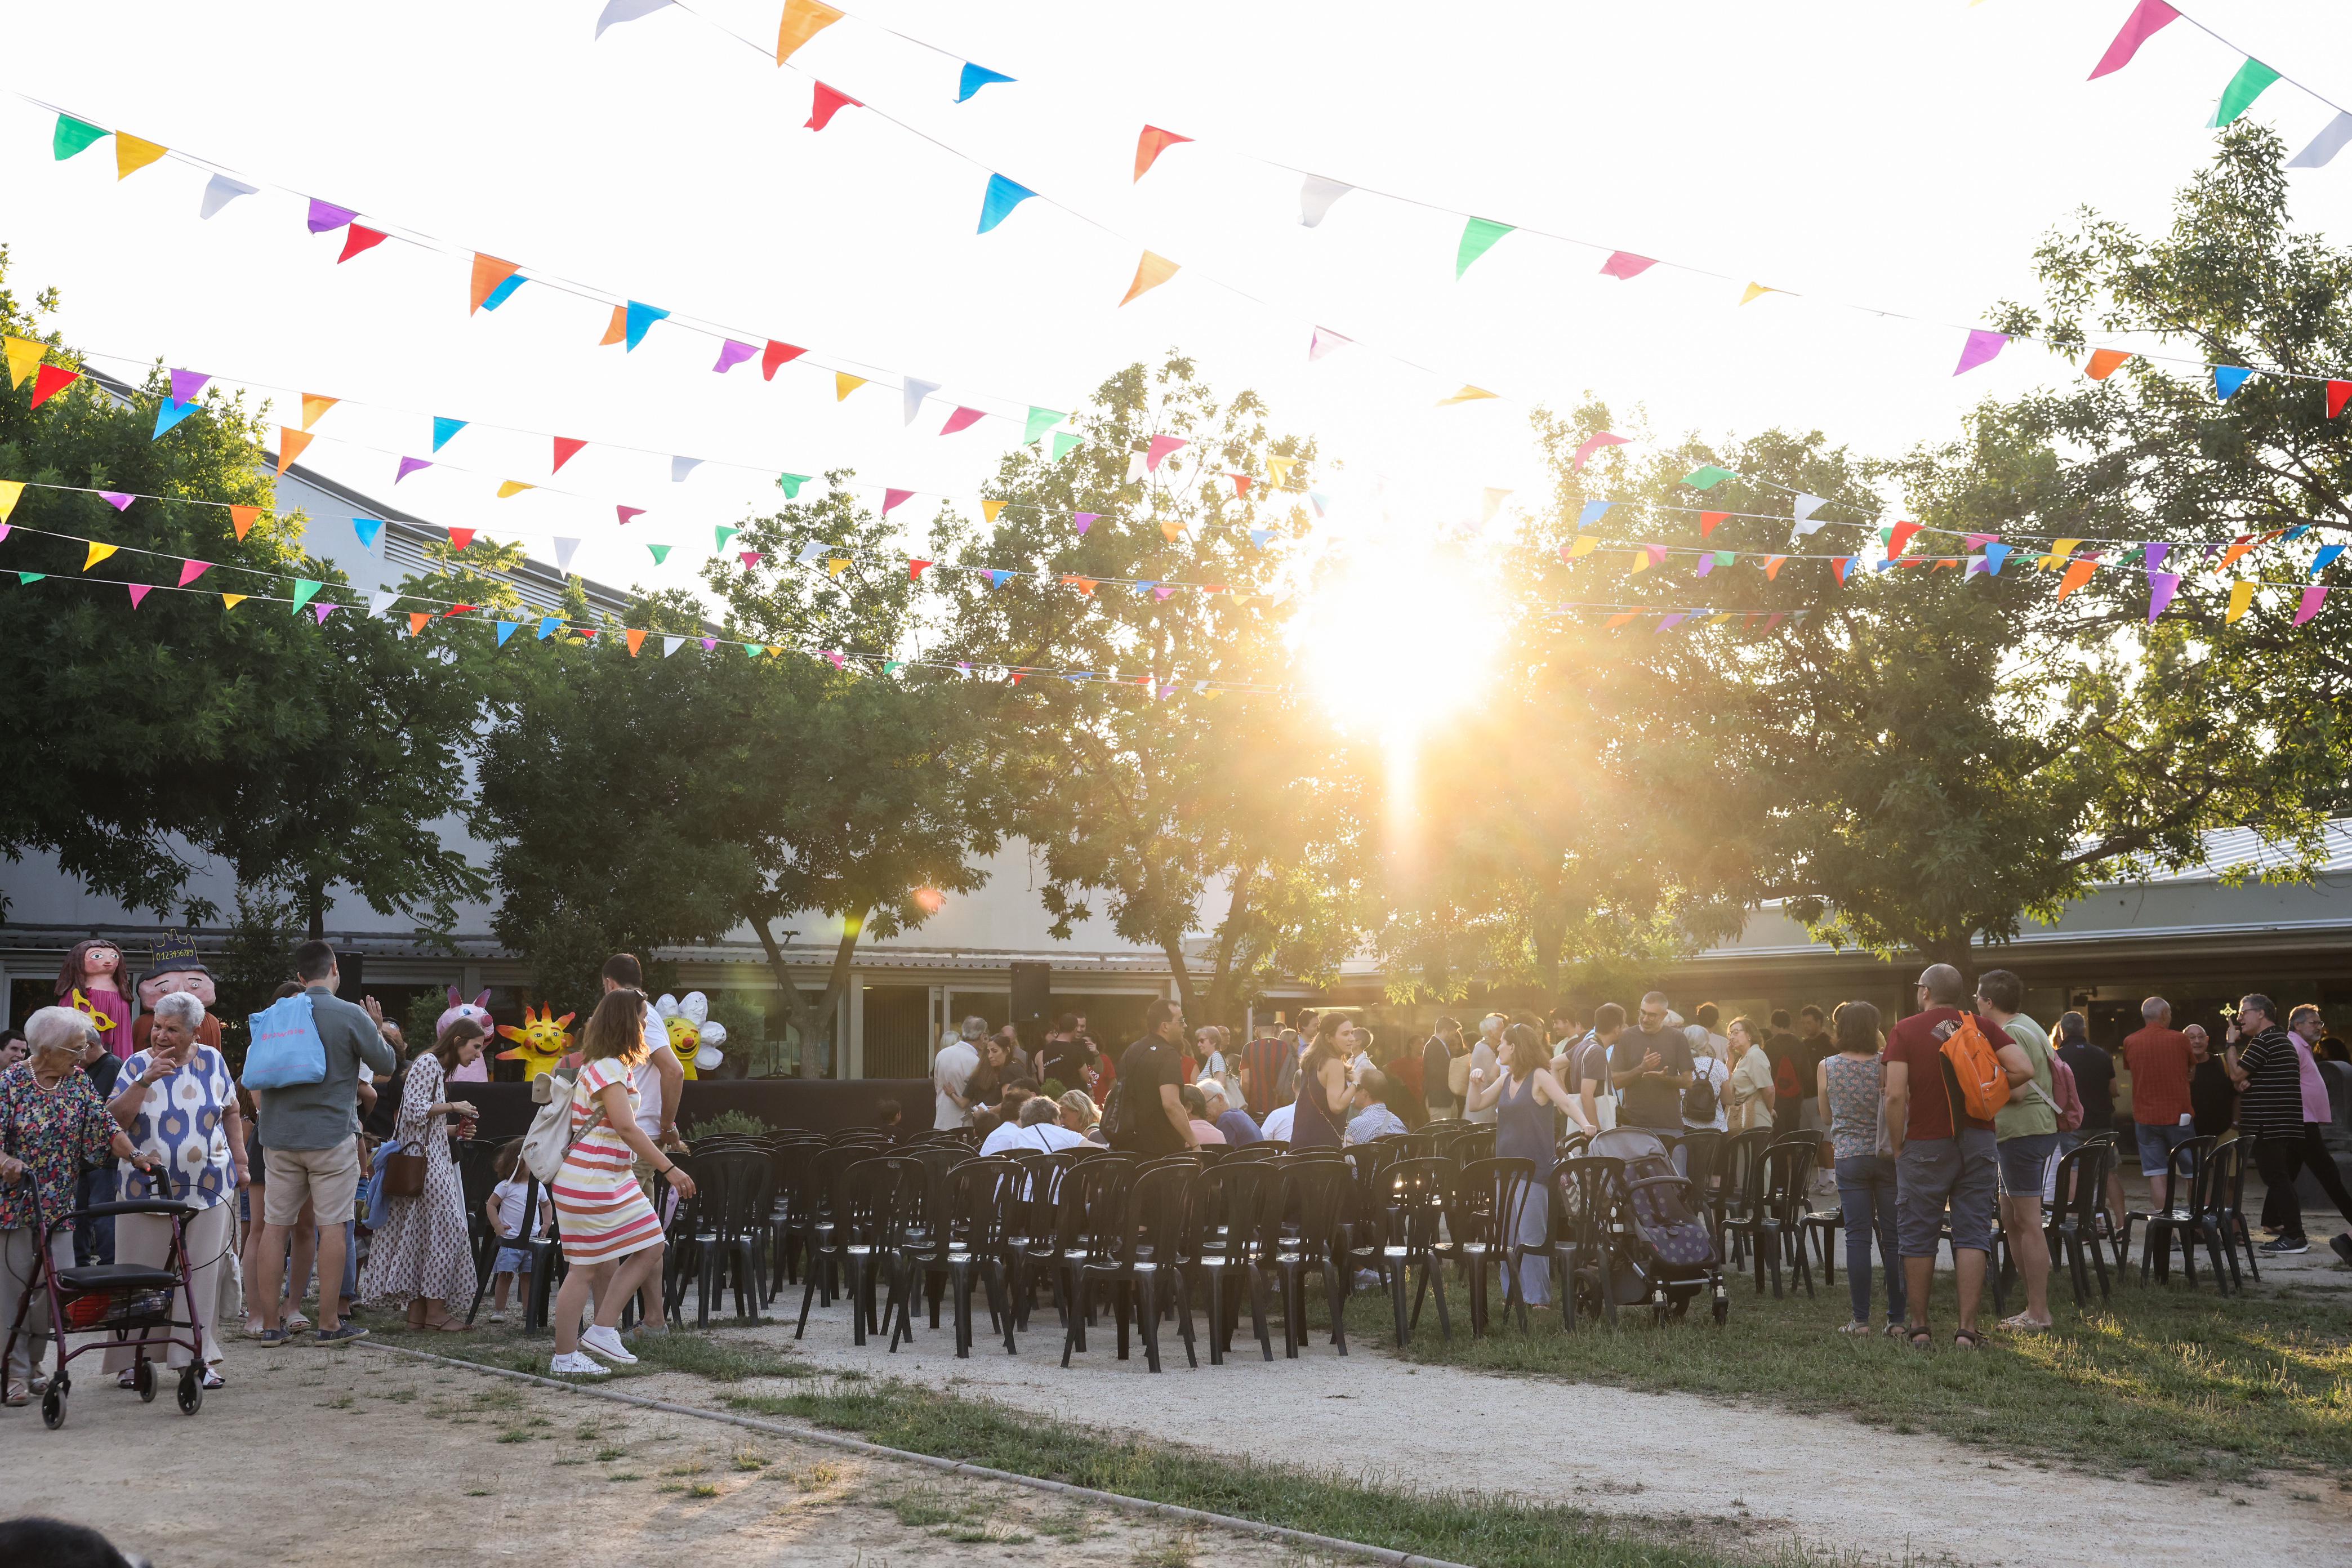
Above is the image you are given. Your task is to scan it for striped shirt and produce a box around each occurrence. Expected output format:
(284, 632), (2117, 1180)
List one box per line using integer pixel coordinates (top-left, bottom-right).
(2236, 1027), (2305, 1138)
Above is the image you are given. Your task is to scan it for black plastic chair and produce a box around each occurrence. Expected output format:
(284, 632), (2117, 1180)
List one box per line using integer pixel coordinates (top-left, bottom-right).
(664, 1151), (773, 1327)
(1259, 1159), (1358, 1357)
(1003, 1149), (1079, 1328)
(1375, 1157), (1454, 1347)
(787, 1144), (872, 1312)
(1062, 1162), (1195, 1373)
(1052, 1159), (1133, 1352)
(1561, 1155), (1628, 1329)
(890, 1157), (1022, 1357)
(1713, 1128), (1775, 1262)
(1184, 1161), (1277, 1362)
(2129, 1135), (2219, 1289)
(2042, 1139), (2116, 1309)
(764, 1138), (823, 1295)
(1444, 1157), (1536, 1335)
(796, 1155), (924, 1344)
(1723, 1138), (1815, 1299)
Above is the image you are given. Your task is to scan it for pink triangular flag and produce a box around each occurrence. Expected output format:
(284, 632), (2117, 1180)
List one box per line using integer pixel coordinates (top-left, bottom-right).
(939, 407), (985, 435)
(712, 339), (759, 373)
(1570, 431), (1627, 471)
(126, 583), (153, 608)
(2088, 0), (2180, 80)
(1954, 330), (2008, 376)
(738, 551), (764, 568)
(1308, 327), (1352, 361)
(1153, 585), (1175, 601)
(1599, 251), (1656, 280)
(313, 602), (337, 623)
(701, 636), (718, 652)
(1145, 435), (1186, 471)
(2297, 585), (2327, 625)
(881, 488), (914, 515)
(1072, 513), (1100, 534)
(616, 505), (645, 525)
(177, 559), (211, 587)
(99, 491), (135, 511)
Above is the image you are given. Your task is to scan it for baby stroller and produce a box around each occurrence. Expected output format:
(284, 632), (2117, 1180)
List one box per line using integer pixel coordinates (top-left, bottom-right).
(3, 1164), (210, 1429)
(1586, 1129), (1727, 1326)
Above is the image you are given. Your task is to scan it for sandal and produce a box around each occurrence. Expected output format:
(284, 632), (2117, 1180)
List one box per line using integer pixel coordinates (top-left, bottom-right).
(2, 1379), (28, 1407)
(1837, 1320), (1875, 1335)
(1905, 1326), (1935, 1349)
(1953, 1328), (1984, 1351)
(1883, 1322), (1908, 1339)
(420, 1316), (474, 1333)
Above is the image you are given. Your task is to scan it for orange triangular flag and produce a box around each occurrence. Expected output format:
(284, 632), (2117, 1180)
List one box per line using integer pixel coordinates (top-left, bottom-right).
(625, 629), (647, 657)
(469, 253), (521, 314)
(300, 394), (337, 429)
(2056, 556), (2098, 601)
(1605, 613), (1638, 629)
(835, 372), (866, 401)
(1061, 575), (1097, 595)
(408, 612), (432, 635)
(1133, 126), (1193, 182)
(775, 0), (843, 61)
(1763, 555), (1788, 580)
(1120, 251), (1179, 307)
(115, 133), (168, 180)
(2085, 349), (2132, 381)
(600, 305), (628, 346)
(219, 594), (246, 611)
(982, 500), (1007, 523)
(229, 506), (260, 541)
(277, 428), (314, 474)
(1160, 521), (1184, 542)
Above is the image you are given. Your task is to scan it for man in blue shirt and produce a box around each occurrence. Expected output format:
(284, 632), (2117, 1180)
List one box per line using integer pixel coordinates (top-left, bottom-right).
(1200, 1080), (1262, 1145)
(1344, 1071), (1407, 1144)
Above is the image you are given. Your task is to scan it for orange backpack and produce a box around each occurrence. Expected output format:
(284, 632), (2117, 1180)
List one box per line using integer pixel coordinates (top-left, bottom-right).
(1940, 1013), (2012, 1122)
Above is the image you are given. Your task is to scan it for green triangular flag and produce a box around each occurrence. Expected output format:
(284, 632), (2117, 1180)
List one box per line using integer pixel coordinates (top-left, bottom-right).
(1713, 550), (1735, 567)
(1879, 527), (1894, 549)
(16, 572), (46, 585)
(1682, 465), (1736, 491)
(647, 544), (671, 565)
(1023, 407), (1067, 446)
(1455, 217), (1513, 279)
(776, 473), (810, 500)
(742, 642), (760, 658)
(883, 660), (902, 675)
(715, 525), (739, 551)
(52, 115), (106, 162)
(289, 579), (323, 614)
(1051, 432), (1084, 462)
(2213, 58), (2282, 126)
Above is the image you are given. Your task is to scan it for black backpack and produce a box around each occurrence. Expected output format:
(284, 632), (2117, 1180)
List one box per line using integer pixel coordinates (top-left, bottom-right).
(1682, 1064), (1720, 1122)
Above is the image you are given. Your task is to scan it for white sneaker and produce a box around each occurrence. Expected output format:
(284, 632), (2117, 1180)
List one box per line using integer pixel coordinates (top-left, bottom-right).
(580, 1325), (638, 1364)
(488, 1311), (506, 1324)
(549, 1351), (609, 1377)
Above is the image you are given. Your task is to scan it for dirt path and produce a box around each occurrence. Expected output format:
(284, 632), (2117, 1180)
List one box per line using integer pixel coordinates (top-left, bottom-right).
(1, 1342), (1317, 1568)
(747, 1291), (2350, 1568)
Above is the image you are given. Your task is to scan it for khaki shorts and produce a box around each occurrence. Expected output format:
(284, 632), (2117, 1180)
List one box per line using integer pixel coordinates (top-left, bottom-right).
(262, 1141), (362, 1228)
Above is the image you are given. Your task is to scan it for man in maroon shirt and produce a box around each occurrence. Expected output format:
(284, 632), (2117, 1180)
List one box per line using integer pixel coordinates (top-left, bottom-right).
(1883, 963), (2032, 1351)
(2120, 997), (2195, 1188)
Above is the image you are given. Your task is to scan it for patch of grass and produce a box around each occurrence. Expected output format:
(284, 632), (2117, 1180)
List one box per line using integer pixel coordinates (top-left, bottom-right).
(688, 1482), (721, 1499)
(605, 1472), (643, 1482)
(631, 1333), (814, 1383)
(553, 1457), (589, 1467)
(318, 1393), (354, 1410)
(496, 1428), (535, 1444)
(1392, 1268), (2352, 1483)
(725, 1379), (1828, 1568)
(662, 1460), (710, 1477)
(1132, 1534), (1199, 1568)
(384, 1388), (417, 1404)
(594, 1446), (629, 1462)
(780, 1461), (842, 1489)
(573, 1422), (604, 1440)
(732, 1448), (769, 1472)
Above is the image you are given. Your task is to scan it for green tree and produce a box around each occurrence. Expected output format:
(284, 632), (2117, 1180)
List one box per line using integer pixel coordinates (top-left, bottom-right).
(939, 357), (1367, 1025)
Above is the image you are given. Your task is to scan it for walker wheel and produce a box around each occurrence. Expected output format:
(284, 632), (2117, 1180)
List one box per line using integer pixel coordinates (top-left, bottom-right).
(135, 1360), (157, 1403)
(41, 1384), (66, 1429)
(175, 1366), (202, 1415)
(1712, 1295), (1729, 1326)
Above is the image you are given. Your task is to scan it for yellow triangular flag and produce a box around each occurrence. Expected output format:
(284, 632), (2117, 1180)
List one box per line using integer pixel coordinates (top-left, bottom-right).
(3, 336), (44, 389)
(300, 394), (337, 430)
(1739, 282), (1781, 305)
(1120, 250), (1179, 307)
(220, 594), (246, 611)
(2226, 581), (2255, 623)
(496, 480), (534, 498)
(114, 133), (168, 180)
(826, 558), (852, 577)
(775, 0), (843, 62)
(835, 373), (867, 401)
(981, 500), (1006, 523)
(2039, 537), (2081, 571)
(1437, 385), (1497, 406)
(766, 643), (787, 658)
(1628, 549), (1651, 574)
(1709, 612), (1733, 625)
(82, 542), (118, 571)
(1266, 456), (1297, 488)
(0, 480), (22, 522)
(1569, 536), (1600, 558)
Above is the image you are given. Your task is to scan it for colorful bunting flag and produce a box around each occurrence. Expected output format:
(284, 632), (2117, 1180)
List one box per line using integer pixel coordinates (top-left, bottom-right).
(53, 114), (107, 162)
(119, 583), (150, 609)
(4, 336), (43, 388)
(2214, 365), (2253, 401)
(776, 0), (844, 61)
(2147, 571), (2181, 620)
(981, 499), (1008, 523)
(337, 225), (388, 264)
(596, 0), (674, 38)
(1437, 386), (1497, 406)
(1146, 435), (1187, 471)
(306, 198), (357, 234)
(1019, 407), (1065, 446)
(496, 480), (534, 498)
(538, 617), (560, 640)
(300, 394), (338, 430)
(1250, 528), (1273, 551)
(2086, 348), (2133, 380)
(16, 573), (44, 585)
(1833, 557), (1853, 583)
(1983, 541), (2012, 575)
(1792, 495), (1832, 533)
(2226, 581), (2256, 623)
(902, 378), (939, 425)
(2290, 113), (2352, 169)
(1160, 521), (1186, 542)
(289, 579), (323, 614)
(882, 488), (914, 516)
(939, 407), (985, 435)
(2088, 0), (2179, 79)
(218, 593), (242, 609)
(98, 492), (133, 512)
(114, 133), (167, 180)
(826, 558), (850, 576)
(957, 63), (1015, 100)
(82, 542), (118, 571)
(431, 416), (466, 451)
(395, 457), (432, 482)
(806, 81), (862, 131)
(1888, 520), (1923, 558)
(647, 543), (671, 564)
(152, 399), (201, 439)
(2330, 382), (2352, 420)
(1134, 125), (1192, 182)
(1308, 327), (1352, 361)
(623, 629), (646, 657)
(1072, 513), (1100, 534)
(977, 173), (1037, 233)
(1598, 251), (1656, 280)
(623, 301), (667, 350)
(663, 635), (684, 656)
(738, 550), (763, 568)
(2146, 541), (2170, 573)
(1121, 251), (1179, 306)
(469, 255), (520, 314)
(1954, 330), (2008, 376)
(712, 339), (758, 373)
(2056, 556), (2099, 600)
(2212, 59), (2281, 126)
(447, 527), (476, 550)
(616, 505), (645, 525)
(353, 516), (384, 550)
(30, 365), (79, 409)
(1740, 282), (1781, 305)
(1699, 512), (1727, 536)
(1456, 218), (1513, 278)
(1683, 465), (1735, 491)
(1571, 431), (1628, 471)
(671, 456), (702, 483)
(2313, 545), (2347, 576)
(1298, 174), (1352, 228)
(835, 372), (867, 400)
(1576, 500), (1614, 529)
(1052, 432), (1084, 462)
(1763, 555), (1788, 580)
(0, 482), (19, 522)
(495, 620), (520, 645)
(544, 436), (586, 474)
(988, 569), (1011, 589)
(230, 506), (260, 540)
(199, 175), (256, 219)
(2297, 586), (2328, 624)
(715, 525), (739, 551)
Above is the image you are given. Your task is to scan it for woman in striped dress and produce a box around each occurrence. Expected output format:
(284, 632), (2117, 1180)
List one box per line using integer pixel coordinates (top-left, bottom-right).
(549, 989), (697, 1377)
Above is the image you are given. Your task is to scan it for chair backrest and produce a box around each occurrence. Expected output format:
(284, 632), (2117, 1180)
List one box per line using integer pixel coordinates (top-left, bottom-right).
(1056, 1158), (1133, 1258)
(839, 1155), (929, 1251)
(680, 1149), (775, 1242)
(1339, 1142), (1398, 1191)
(2050, 1140), (2110, 1231)
(804, 1142), (874, 1223)
(1378, 1156), (1456, 1226)
(942, 1157), (1023, 1254)
(2161, 1135), (2216, 1213)
(1448, 1156), (1536, 1248)
(1556, 1130), (1592, 1164)
(1756, 1138), (1816, 1218)
(1676, 1130), (1725, 1194)
(2204, 1135), (2249, 1215)
(1004, 1149), (1076, 1227)
(1555, 1155), (1625, 1253)
(1718, 1127), (1776, 1213)
(1400, 1127), (1446, 1159)
(1275, 1160), (1361, 1260)
(1220, 1142), (1286, 1162)
(1445, 1125), (1496, 1164)
(767, 1140), (820, 1213)
(1117, 1162), (1194, 1267)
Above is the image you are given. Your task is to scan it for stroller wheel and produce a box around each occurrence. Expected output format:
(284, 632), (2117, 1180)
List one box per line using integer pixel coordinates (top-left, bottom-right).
(175, 1366), (203, 1416)
(1712, 1294), (1729, 1325)
(135, 1360), (157, 1403)
(41, 1382), (66, 1430)
(1651, 1298), (1669, 1328)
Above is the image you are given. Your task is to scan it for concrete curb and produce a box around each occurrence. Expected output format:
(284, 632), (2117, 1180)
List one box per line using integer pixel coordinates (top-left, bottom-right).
(357, 1339), (1477, 1568)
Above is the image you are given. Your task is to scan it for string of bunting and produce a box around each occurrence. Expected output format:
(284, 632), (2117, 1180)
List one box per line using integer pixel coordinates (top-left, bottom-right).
(599, 1), (2352, 404)
(2088, 1), (2352, 167)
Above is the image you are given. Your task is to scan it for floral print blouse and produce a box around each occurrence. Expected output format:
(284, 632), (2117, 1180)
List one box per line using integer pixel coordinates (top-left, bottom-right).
(0, 1062), (116, 1232)
(116, 1044), (237, 1210)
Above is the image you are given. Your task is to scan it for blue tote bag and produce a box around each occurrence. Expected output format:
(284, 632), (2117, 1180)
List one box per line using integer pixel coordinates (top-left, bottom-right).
(243, 992), (327, 1090)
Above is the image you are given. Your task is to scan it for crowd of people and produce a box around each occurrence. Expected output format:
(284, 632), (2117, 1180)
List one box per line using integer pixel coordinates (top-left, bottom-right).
(926, 971), (2351, 1346)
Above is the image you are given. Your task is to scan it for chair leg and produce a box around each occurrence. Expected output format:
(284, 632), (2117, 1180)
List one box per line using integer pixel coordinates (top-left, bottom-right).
(1171, 1266), (1197, 1370)
(1246, 1264), (1274, 1362)
(1204, 1265), (1227, 1365)
(1137, 1271), (1162, 1375)
(845, 1254), (868, 1347)
(1061, 1276), (1085, 1367)
(1113, 1279), (1132, 1361)
(1323, 1258), (1349, 1355)
(1389, 1257), (1410, 1348)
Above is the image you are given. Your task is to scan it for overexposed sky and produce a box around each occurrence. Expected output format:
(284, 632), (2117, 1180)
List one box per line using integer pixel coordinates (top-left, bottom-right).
(5, 0), (2351, 600)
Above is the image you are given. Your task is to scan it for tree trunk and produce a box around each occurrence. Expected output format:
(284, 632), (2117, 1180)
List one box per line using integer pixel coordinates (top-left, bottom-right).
(1201, 863), (1257, 1028)
(752, 910), (867, 1079)
(305, 878), (326, 941)
(1159, 934), (1200, 1031)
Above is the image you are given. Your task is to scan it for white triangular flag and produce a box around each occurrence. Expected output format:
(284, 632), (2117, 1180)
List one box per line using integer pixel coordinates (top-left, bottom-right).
(670, 455), (702, 483)
(1298, 174), (1352, 228)
(1481, 487), (1512, 524)
(595, 0), (674, 38)
(199, 174), (258, 220)
(1125, 451), (1148, 483)
(1308, 327), (1352, 361)
(553, 537), (580, 572)
(2289, 112), (2352, 168)
(1792, 494), (1832, 537)
(368, 590), (397, 618)
(902, 378), (940, 426)
(662, 634), (684, 657)
(795, 541), (826, 564)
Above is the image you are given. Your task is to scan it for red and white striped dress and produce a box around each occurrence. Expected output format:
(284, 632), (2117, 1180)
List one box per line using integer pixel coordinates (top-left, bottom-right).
(553, 1058), (663, 1264)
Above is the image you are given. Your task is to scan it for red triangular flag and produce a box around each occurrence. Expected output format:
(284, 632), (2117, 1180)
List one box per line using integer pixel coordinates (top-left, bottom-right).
(761, 341), (806, 380)
(29, 364), (79, 409)
(447, 527), (476, 550)
(1699, 511), (1727, 537)
(1888, 520), (1923, 558)
(1133, 125), (1192, 182)
(1231, 474), (1253, 498)
(445, 603), (477, 617)
(552, 436), (587, 473)
(909, 560), (932, 580)
(337, 224), (389, 263)
(938, 407), (985, 435)
(2329, 381), (2352, 420)
(616, 505), (645, 525)
(229, 506), (260, 540)
(807, 82), (862, 131)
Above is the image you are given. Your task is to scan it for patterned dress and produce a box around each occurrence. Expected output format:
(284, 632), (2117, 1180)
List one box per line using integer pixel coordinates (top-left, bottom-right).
(554, 1058), (663, 1264)
(359, 1054), (475, 1308)
(0, 1062), (115, 1232)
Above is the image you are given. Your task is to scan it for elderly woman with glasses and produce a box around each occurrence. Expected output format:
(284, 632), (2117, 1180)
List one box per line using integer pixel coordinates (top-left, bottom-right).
(1, 1006), (155, 1406)
(102, 990), (244, 1389)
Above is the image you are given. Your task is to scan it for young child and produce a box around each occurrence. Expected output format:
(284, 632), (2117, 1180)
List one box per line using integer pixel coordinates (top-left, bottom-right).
(484, 1139), (546, 1324)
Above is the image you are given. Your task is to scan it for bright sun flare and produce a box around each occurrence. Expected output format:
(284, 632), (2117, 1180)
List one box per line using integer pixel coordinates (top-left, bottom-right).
(1295, 544), (1506, 743)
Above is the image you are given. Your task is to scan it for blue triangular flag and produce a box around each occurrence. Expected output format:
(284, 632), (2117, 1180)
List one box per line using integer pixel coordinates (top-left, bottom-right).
(2283, 524), (2311, 540)
(624, 301), (667, 350)
(2214, 365), (2255, 402)
(1249, 528), (1273, 550)
(2313, 545), (2346, 577)
(431, 415), (467, 451)
(957, 63), (1015, 101)
(496, 620), (520, 646)
(1576, 500), (1613, 529)
(152, 399), (201, 440)
(537, 616), (560, 640)
(977, 173), (1037, 234)
(1133, 580), (1157, 595)
(1983, 541), (2011, 576)
(352, 516), (384, 550)
(988, 569), (1012, 589)
(480, 273), (525, 311)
